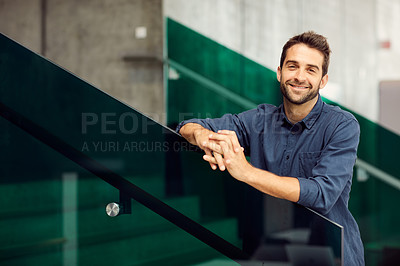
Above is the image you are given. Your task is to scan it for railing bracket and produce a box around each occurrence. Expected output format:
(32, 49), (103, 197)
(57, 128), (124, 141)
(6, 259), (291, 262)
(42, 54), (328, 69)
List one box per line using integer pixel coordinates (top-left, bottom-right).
(106, 191), (132, 217)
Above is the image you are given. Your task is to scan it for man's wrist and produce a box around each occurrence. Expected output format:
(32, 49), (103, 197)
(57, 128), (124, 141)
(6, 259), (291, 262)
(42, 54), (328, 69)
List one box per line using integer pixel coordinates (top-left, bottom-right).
(194, 126), (212, 146)
(180, 123), (204, 146)
(193, 126), (204, 145)
(241, 161), (256, 183)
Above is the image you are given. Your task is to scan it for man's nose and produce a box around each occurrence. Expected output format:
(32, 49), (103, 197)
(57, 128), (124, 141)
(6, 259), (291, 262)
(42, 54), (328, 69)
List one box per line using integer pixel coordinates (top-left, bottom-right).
(294, 69), (306, 82)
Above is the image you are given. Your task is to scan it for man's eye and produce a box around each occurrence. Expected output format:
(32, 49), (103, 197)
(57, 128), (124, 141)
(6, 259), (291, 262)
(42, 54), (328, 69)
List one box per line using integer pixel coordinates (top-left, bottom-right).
(308, 68), (316, 73)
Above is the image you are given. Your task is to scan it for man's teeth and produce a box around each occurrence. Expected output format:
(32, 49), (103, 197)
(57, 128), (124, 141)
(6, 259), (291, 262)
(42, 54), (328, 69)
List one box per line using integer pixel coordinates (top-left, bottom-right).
(291, 84), (307, 89)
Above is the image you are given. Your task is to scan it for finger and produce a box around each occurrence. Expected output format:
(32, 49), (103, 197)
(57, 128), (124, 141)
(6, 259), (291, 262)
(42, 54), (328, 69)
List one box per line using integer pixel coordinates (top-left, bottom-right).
(217, 130), (242, 153)
(231, 133), (243, 153)
(219, 141), (232, 165)
(202, 140), (224, 154)
(208, 133), (229, 142)
(213, 152), (226, 171)
(217, 130), (236, 135)
(203, 154), (217, 164)
(208, 133), (234, 152)
(204, 149), (217, 170)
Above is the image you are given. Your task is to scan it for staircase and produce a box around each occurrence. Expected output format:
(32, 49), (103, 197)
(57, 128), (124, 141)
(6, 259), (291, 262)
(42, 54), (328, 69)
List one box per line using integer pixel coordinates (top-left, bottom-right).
(0, 173), (240, 265)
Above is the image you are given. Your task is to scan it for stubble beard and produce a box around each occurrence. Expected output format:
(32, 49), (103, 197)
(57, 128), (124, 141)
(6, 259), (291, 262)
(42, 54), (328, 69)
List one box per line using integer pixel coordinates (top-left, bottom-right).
(280, 80), (320, 105)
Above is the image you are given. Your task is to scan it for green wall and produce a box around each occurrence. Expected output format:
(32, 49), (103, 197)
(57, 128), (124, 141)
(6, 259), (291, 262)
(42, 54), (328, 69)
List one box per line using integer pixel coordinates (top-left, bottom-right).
(166, 19), (281, 123)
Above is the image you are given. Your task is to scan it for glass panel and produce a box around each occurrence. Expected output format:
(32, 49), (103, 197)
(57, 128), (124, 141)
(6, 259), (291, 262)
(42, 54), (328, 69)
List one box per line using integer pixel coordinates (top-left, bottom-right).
(0, 116), (237, 265)
(0, 27), (343, 265)
(0, 32), (241, 265)
(351, 160), (400, 265)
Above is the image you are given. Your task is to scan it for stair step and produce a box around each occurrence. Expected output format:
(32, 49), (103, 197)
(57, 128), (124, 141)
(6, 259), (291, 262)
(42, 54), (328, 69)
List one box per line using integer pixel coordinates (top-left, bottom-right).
(136, 248), (237, 266)
(0, 196), (201, 250)
(78, 195), (201, 240)
(364, 240), (400, 250)
(0, 173), (166, 217)
(78, 218), (240, 266)
(0, 211), (62, 250)
(0, 179), (62, 216)
(1, 218), (240, 265)
(192, 258), (241, 266)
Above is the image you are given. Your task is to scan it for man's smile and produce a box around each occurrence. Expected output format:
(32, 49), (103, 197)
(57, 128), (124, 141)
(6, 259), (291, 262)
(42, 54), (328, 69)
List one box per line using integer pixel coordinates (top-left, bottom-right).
(287, 82), (310, 90)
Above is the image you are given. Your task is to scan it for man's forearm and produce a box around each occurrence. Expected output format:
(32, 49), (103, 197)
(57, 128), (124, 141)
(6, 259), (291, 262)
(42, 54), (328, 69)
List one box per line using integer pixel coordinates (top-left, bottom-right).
(244, 166), (300, 202)
(203, 130), (301, 202)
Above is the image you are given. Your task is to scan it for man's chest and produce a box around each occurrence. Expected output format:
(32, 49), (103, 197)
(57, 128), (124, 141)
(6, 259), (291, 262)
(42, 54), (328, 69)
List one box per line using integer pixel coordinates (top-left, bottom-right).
(253, 127), (328, 177)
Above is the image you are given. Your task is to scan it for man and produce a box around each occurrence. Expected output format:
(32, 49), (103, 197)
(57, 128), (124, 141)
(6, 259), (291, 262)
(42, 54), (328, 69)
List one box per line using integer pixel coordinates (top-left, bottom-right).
(176, 31), (364, 265)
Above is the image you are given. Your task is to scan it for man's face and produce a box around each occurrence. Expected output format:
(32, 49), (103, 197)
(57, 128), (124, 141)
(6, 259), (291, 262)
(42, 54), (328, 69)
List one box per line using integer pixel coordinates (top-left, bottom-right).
(277, 44), (328, 105)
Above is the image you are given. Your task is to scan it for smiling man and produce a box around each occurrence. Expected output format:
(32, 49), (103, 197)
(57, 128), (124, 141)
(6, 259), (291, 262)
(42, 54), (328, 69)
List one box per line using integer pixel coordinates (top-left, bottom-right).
(176, 31), (364, 265)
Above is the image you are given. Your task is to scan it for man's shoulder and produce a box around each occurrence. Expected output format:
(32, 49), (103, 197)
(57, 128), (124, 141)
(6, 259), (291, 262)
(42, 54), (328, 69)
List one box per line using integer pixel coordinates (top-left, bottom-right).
(238, 103), (280, 117)
(322, 101), (358, 123)
(235, 103), (281, 129)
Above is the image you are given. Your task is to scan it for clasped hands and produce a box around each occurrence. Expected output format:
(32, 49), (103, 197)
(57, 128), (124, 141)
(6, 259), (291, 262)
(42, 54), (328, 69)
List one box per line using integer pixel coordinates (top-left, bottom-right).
(195, 129), (251, 181)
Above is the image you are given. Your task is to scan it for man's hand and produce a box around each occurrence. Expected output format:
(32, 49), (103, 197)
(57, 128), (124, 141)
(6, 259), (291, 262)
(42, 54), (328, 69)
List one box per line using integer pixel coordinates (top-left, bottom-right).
(202, 130), (251, 181)
(181, 125), (300, 202)
(193, 127), (225, 171)
(179, 123), (225, 171)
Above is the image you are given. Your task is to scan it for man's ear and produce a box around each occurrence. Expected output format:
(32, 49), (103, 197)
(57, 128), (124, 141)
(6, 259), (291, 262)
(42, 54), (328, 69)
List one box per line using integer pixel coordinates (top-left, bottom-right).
(277, 66), (281, 82)
(319, 74), (329, 89)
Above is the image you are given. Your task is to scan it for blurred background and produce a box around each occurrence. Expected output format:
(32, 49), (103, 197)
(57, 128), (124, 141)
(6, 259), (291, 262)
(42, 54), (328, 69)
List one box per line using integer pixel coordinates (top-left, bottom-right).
(1, 0), (400, 265)
(2, 0), (400, 129)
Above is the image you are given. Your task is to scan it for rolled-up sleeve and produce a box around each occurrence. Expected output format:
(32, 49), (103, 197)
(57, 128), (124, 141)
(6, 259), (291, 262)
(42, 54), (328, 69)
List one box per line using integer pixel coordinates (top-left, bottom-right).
(297, 118), (360, 215)
(176, 106), (265, 152)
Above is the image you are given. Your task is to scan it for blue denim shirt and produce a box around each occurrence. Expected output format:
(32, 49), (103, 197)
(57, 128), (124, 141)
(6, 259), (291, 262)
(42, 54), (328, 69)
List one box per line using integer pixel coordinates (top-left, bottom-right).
(176, 95), (364, 265)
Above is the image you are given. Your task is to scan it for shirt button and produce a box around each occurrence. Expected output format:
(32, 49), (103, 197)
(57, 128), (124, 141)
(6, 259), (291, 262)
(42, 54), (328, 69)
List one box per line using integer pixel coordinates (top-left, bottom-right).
(286, 155), (290, 160)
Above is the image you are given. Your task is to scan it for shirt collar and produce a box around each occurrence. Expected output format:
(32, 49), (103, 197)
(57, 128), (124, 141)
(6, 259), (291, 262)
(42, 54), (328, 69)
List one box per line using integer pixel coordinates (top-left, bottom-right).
(278, 94), (323, 130)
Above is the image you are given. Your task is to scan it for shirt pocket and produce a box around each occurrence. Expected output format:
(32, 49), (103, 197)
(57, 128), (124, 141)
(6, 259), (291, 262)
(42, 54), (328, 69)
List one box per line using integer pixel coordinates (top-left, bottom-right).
(299, 151), (322, 178)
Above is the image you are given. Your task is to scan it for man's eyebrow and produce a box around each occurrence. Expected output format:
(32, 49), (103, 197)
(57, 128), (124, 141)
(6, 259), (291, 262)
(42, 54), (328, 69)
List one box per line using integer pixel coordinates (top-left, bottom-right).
(285, 60), (298, 65)
(307, 64), (320, 70)
(285, 60), (320, 70)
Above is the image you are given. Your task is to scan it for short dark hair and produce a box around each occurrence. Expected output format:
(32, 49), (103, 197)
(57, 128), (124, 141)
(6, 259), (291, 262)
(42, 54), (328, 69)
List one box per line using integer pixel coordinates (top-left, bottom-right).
(280, 31), (331, 77)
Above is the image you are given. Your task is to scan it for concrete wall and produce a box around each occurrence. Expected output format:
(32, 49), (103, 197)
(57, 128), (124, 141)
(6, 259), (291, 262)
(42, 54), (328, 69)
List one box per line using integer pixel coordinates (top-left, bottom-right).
(0, 0), (42, 53)
(379, 81), (400, 135)
(164, 0), (400, 123)
(0, 0), (164, 123)
(377, 0), (400, 81)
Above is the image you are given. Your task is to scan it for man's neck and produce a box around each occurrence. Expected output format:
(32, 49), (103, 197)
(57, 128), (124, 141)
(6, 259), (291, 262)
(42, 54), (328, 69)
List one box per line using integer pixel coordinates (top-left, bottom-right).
(283, 96), (318, 124)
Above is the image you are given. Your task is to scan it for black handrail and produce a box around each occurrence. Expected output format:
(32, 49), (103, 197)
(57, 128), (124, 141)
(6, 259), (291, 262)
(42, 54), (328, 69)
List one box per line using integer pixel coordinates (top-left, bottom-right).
(0, 101), (249, 262)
